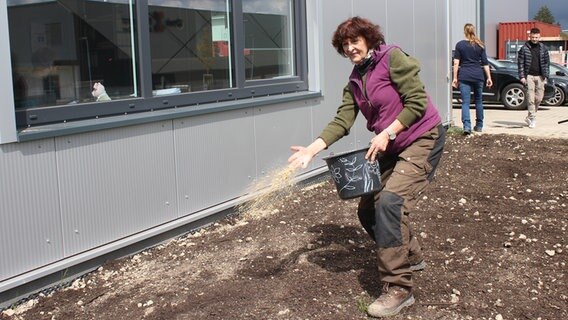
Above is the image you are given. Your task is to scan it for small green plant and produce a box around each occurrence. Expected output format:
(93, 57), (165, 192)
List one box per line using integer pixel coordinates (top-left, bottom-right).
(356, 297), (369, 313)
(446, 126), (465, 135)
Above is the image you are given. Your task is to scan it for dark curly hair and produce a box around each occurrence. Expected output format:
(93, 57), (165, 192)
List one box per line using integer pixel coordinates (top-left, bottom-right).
(331, 16), (385, 57)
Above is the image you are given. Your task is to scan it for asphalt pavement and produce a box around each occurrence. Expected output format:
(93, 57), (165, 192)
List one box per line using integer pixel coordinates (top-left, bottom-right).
(451, 104), (568, 139)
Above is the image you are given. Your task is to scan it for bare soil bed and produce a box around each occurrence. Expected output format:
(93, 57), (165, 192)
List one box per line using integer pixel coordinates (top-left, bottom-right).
(2, 132), (567, 320)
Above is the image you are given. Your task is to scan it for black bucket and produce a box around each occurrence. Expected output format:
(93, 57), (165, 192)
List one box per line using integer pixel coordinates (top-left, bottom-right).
(323, 147), (382, 200)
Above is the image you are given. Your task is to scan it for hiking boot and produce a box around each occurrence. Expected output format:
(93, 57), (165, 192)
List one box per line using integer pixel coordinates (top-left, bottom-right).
(473, 126), (482, 133)
(367, 283), (415, 318)
(410, 260), (426, 272)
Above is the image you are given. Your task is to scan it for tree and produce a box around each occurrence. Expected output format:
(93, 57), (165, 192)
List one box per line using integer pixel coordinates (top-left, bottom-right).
(533, 5), (556, 24)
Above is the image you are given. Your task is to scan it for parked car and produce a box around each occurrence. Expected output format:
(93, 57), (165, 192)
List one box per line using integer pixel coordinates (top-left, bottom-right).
(496, 60), (568, 107)
(496, 59), (517, 68)
(453, 57), (554, 110)
(544, 62), (568, 106)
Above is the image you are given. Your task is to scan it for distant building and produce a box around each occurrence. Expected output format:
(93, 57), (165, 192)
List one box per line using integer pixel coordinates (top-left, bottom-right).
(449, 0), (530, 59)
(498, 21), (568, 64)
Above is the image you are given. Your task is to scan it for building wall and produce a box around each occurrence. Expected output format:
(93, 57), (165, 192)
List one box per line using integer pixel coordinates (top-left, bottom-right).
(498, 21), (562, 60)
(484, 0), (529, 58)
(0, 0), (451, 306)
(449, 0), (480, 51)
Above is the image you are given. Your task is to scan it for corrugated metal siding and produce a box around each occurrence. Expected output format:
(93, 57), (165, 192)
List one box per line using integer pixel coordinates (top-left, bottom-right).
(450, 0), (479, 49)
(498, 21), (562, 58)
(253, 102), (314, 174)
(414, 0), (451, 125)
(55, 121), (177, 256)
(385, 0), (416, 53)
(0, 140), (63, 281)
(174, 108), (256, 214)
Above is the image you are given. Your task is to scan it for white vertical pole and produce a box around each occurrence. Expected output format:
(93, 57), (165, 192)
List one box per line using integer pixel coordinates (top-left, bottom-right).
(0, 0), (18, 143)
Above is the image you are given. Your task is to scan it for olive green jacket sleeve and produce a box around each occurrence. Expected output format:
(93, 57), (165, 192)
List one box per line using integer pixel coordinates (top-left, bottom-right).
(317, 85), (358, 147)
(389, 48), (428, 127)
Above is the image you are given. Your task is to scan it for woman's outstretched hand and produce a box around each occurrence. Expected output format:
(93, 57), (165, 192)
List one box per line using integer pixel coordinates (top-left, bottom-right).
(288, 146), (314, 169)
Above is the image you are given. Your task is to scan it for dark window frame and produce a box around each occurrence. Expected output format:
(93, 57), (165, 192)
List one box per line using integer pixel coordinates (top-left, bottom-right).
(14, 0), (309, 129)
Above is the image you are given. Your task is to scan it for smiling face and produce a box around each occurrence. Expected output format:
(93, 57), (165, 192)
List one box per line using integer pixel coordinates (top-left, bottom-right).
(342, 36), (369, 64)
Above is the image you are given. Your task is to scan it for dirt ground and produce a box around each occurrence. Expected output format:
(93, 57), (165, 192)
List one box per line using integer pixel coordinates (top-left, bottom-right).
(2, 131), (567, 320)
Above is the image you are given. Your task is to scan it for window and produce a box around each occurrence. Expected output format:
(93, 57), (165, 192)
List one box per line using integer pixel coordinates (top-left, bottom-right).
(8, 0), (308, 129)
(9, 0), (138, 109)
(148, 0), (232, 93)
(243, 0), (295, 80)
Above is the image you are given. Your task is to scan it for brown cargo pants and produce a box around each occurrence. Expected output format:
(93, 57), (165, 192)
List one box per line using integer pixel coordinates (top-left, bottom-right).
(357, 124), (445, 288)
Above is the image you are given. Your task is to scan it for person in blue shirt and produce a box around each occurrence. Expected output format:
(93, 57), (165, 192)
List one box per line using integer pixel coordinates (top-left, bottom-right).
(452, 23), (493, 134)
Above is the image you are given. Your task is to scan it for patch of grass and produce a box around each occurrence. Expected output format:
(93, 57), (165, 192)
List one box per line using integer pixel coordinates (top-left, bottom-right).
(356, 297), (369, 313)
(446, 126), (465, 135)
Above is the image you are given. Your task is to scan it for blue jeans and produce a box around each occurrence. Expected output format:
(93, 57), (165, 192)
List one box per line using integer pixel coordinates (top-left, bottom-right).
(459, 80), (484, 131)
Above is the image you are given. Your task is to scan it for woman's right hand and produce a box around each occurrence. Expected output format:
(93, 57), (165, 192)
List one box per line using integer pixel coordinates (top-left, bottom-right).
(452, 78), (458, 88)
(288, 146), (314, 169)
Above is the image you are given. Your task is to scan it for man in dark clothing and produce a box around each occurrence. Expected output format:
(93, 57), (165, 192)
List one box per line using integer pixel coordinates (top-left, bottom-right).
(517, 28), (550, 129)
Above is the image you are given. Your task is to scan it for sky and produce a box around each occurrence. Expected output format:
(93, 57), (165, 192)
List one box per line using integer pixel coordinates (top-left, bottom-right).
(529, 0), (568, 30)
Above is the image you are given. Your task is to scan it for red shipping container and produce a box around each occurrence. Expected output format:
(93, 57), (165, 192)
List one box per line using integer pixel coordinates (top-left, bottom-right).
(498, 21), (561, 59)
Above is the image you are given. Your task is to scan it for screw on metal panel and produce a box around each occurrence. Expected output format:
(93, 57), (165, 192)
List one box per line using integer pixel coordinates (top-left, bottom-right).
(74, 229), (79, 234)
(46, 239), (51, 243)
(165, 201), (170, 205)
(185, 195), (189, 199)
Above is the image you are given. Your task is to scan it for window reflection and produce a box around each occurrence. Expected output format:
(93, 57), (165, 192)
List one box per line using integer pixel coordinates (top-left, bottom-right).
(243, 0), (295, 80)
(8, 0), (138, 109)
(148, 0), (232, 94)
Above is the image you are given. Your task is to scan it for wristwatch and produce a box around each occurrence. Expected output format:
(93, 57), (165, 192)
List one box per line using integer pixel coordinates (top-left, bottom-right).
(385, 128), (396, 140)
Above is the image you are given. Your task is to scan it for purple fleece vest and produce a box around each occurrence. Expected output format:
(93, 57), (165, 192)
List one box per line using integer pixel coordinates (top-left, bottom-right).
(348, 45), (441, 154)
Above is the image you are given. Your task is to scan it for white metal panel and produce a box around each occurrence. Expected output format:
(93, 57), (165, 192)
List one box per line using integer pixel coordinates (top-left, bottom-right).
(306, 0), (323, 93)
(450, 0), (479, 50)
(0, 140), (63, 281)
(173, 108), (256, 214)
(415, 0), (452, 124)
(437, 0), (452, 125)
(253, 101), (313, 175)
(384, 0), (415, 54)
(56, 121), (178, 256)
